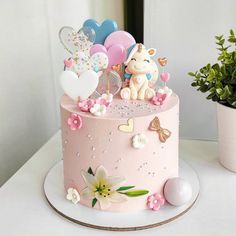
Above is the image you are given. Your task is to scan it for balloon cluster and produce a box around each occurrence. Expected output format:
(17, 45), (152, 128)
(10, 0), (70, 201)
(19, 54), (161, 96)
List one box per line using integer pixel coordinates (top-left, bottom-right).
(59, 19), (136, 100)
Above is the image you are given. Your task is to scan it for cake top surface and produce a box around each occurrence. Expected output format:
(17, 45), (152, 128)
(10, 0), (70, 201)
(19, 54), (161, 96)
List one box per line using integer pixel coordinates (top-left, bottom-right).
(61, 94), (179, 119)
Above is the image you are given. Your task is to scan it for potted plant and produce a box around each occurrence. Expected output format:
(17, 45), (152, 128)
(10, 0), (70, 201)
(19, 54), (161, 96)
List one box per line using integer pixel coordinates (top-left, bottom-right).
(189, 29), (236, 172)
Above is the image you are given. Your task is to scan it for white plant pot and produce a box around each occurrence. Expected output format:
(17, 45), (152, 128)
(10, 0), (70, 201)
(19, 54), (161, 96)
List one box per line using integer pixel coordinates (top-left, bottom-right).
(217, 103), (236, 172)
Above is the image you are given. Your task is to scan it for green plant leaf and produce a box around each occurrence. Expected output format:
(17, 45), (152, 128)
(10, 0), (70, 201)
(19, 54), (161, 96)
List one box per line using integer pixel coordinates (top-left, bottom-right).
(121, 190), (149, 197)
(216, 88), (223, 94)
(231, 101), (236, 108)
(188, 72), (196, 76)
(207, 93), (215, 100)
(228, 38), (236, 43)
(116, 186), (135, 191)
(188, 29), (236, 108)
(92, 198), (97, 207)
(230, 29), (235, 36)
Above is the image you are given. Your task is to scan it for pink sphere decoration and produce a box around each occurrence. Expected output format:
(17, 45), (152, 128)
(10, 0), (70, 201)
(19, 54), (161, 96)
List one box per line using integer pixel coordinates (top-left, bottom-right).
(104, 30), (136, 50)
(164, 178), (192, 206)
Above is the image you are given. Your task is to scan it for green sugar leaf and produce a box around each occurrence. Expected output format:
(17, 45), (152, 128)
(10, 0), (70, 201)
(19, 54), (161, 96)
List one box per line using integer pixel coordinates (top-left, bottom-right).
(116, 186), (135, 191)
(92, 198), (97, 207)
(87, 167), (94, 176)
(123, 190), (149, 197)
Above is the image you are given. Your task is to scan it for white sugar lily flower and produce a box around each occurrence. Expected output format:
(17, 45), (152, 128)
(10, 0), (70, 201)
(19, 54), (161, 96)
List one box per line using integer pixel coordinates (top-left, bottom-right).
(132, 133), (148, 149)
(90, 104), (107, 116)
(66, 188), (80, 204)
(158, 86), (173, 97)
(101, 93), (113, 103)
(81, 166), (127, 210)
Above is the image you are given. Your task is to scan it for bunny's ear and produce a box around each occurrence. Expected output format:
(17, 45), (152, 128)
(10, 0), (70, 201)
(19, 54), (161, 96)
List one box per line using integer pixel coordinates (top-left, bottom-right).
(147, 48), (156, 56)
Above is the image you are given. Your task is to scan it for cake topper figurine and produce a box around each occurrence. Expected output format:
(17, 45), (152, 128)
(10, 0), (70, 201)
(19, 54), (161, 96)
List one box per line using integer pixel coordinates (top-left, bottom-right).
(120, 44), (157, 100)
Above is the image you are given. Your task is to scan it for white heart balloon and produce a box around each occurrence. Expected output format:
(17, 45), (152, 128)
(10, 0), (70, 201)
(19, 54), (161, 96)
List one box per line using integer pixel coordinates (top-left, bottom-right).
(60, 70), (99, 101)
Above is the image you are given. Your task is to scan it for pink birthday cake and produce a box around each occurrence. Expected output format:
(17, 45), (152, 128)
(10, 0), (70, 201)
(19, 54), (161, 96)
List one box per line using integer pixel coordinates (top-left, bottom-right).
(59, 19), (191, 213)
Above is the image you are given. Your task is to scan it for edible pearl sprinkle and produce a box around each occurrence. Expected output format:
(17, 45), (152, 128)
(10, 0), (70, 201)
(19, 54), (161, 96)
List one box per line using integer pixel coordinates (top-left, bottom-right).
(76, 152), (80, 157)
(91, 146), (95, 151)
(106, 97), (173, 118)
(64, 140), (68, 144)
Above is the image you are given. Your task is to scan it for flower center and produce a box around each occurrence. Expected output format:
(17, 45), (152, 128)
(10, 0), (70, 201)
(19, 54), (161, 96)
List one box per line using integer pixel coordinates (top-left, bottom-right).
(73, 120), (78, 124)
(72, 193), (77, 199)
(96, 184), (111, 197)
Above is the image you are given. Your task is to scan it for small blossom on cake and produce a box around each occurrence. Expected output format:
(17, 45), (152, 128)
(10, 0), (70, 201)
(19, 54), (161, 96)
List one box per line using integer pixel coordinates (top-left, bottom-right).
(132, 133), (148, 149)
(151, 92), (167, 106)
(101, 93), (113, 103)
(67, 113), (82, 130)
(95, 98), (110, 107)
(158, 86), (173, 98)
(147, 193), (165, 211)
(81, 166), (127, 210)
(66, 188), (80, 204)
(78, 99), (95, 112)
(90, 103), (107, 116)
(96, 93), (113, 107)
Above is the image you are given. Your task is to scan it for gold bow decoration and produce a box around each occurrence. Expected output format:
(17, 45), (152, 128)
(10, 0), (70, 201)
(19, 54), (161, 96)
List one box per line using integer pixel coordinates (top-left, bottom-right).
(149, 117), (171, 143)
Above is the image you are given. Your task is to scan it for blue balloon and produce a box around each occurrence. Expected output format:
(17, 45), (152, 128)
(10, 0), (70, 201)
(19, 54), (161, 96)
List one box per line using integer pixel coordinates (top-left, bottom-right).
(83, 19), (118, 45)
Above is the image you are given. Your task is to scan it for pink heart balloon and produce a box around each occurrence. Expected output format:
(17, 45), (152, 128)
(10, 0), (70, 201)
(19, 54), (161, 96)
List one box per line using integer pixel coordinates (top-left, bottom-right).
(160, 72), (170, 82)
(107, 44), (126, 69)
(64, 58), (73, 68)
(90, 44), (126, 69)
(104, 30), (136, 50)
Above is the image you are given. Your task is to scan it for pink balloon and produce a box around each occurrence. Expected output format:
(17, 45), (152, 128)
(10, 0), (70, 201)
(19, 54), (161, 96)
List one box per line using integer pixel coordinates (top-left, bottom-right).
(104, 30), (136, 50)
(107, 44), (126, 69)
(90, 44), (107, 55)
(90, 44), (126, 69)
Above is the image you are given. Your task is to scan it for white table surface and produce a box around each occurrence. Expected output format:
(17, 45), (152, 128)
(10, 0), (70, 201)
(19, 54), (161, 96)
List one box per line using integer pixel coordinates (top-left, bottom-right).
(0, 132), (236, 236)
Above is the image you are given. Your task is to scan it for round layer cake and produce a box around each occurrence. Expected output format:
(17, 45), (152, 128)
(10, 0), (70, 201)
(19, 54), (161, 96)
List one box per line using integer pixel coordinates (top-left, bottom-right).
(60, 94), (179, 212)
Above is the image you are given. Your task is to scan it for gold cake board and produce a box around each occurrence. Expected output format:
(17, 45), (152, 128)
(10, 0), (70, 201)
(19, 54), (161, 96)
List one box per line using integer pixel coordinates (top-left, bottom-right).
(44, 160), (199, 231)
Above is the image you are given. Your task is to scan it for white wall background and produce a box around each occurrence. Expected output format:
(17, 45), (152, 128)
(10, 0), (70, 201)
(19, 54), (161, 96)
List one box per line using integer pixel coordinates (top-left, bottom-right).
(144, 0), (236, 140)
(0, 0), (124, 186)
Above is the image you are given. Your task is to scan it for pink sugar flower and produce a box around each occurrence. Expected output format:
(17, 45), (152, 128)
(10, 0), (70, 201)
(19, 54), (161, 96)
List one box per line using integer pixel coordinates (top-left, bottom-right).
(67, 113), (82, 130)
(78, 99), (95, 112)
(147, 193), (165, 211)
(95, 98), (110, 107)
(151, 93), (167, 106)
(95, 94), (113, 107)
